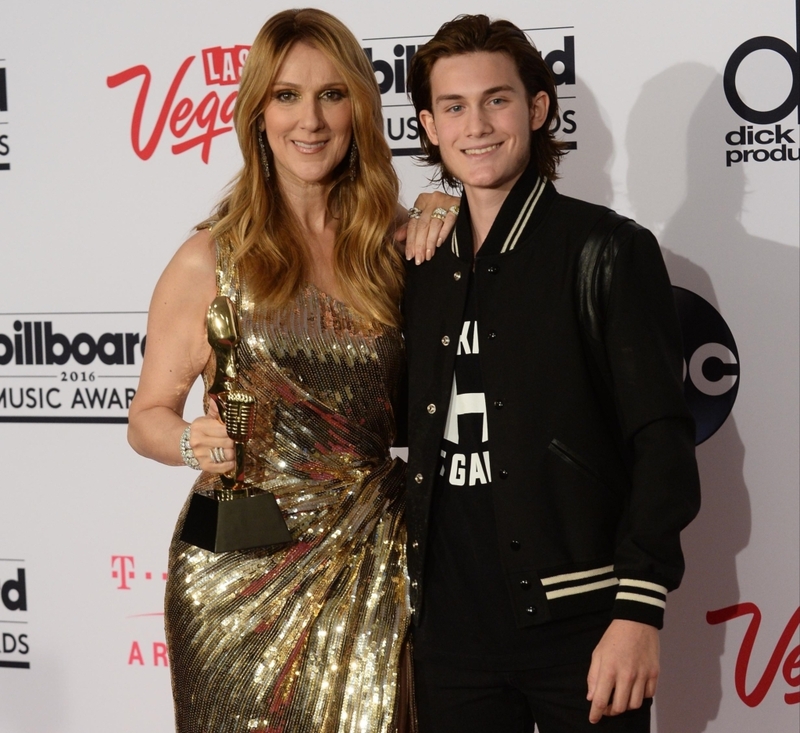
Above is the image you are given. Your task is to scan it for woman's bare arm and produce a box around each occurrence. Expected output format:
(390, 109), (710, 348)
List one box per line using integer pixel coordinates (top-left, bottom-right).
(127, 229), (234, 473)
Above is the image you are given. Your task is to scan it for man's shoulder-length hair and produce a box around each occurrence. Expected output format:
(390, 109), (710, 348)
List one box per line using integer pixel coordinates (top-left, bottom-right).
(407, 14), (568, 187)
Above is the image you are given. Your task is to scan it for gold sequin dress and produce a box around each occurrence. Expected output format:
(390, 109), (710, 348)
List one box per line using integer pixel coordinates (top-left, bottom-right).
(165, 242), (409, 733)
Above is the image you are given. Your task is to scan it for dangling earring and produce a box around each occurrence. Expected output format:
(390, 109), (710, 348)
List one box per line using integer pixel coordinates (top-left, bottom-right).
(257, 128), (270, 181)
(348, 138), (358, 181)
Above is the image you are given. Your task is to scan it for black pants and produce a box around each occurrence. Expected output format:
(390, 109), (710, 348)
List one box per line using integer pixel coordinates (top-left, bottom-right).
(414, 657), (651, 733)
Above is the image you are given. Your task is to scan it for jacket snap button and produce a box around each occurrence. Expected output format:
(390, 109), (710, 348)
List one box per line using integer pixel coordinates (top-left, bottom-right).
(412, 540), (419, 549)
(494, 400), (504, 409)
(487, 330), (497, 339)
(487, 265), (498, 274)
(427, 403), (436, 414)
(519, 579), (530, 590)
(526, 605), (538, 616)
(510, 540), (521, 550)
(499, 469), (509, 479)
(453, 271), (462, 281)
(411, 580), (418, 589)
(441, 335), (450, 346)
(414, 473), (424, 484)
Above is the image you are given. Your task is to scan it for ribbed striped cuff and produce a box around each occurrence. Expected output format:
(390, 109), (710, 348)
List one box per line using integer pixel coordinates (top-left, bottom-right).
(612, 578), (667, 629)
(541, 564), (618, 601)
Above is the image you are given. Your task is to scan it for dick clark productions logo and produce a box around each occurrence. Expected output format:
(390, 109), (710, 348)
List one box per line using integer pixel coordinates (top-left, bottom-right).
(723, 32), (799, 166)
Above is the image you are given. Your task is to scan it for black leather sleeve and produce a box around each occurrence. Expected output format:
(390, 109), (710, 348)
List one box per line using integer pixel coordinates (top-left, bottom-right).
(602, 225), (702, 627)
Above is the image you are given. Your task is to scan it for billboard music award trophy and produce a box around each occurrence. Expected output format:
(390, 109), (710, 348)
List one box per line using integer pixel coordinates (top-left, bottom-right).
(180, 296), (292, 553)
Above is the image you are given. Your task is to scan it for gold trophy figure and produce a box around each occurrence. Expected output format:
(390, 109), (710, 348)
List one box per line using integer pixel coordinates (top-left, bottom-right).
(180, 296), (292, 553)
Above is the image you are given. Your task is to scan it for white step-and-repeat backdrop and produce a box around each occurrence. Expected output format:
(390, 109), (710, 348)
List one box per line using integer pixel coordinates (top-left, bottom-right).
(1, 1), (798, 731)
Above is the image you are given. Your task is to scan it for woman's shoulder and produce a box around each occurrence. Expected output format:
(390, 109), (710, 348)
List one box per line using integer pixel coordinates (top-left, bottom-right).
(155, 228), (218, 304)
(173, 227), (216, 269)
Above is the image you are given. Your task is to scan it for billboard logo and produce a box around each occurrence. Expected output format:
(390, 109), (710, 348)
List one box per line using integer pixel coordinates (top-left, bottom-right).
(0, 312), (146, 423)
(1, 569), (26, 612)
(723, 35), (799, 166)
(673, 287), (740, 444)
(364, 42), (423, 155)
(1, 562), (29, 669)
(364, 30), (578, 156)
(0, 320), (144, 366)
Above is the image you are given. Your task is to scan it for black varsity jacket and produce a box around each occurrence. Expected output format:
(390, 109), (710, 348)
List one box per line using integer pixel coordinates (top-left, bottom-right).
(403, 167), (701, 630)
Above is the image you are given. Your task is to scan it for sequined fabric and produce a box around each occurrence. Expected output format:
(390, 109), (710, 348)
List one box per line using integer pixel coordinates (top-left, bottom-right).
(165, 241), (409, 733)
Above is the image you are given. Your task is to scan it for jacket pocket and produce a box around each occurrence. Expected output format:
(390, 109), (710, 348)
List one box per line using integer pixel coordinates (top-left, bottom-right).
(548, 439), (609, 490)
(537, 439), (619, 565)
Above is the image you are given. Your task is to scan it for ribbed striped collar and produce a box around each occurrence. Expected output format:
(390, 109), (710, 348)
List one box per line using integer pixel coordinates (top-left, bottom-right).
(449, 162), (552, 262)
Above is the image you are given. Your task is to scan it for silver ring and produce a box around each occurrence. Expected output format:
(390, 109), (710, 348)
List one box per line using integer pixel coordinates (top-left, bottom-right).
(448, 205), (460, 216)
(407, 206), (422, 219)
(430, 207), (447, 221)
(211, 446), (225, 464)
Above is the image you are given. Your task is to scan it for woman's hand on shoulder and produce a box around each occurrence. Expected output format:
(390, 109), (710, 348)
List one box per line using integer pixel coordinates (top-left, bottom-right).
(127, 229), (219, 465)
(394, 191), (461, 265)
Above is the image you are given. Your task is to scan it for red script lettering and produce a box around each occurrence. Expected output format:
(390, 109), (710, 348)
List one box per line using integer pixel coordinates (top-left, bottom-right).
(707, 602), (800, 706)
(107, 50), (242, 163)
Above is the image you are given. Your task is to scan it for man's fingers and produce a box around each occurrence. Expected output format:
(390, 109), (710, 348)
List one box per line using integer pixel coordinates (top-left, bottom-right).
(627, 678), (647, 712)
(586, 655), (598, 699)
(585, 619), (660, 722)
(589, 696), (609, 724)
(609, 674), (634, 715)
(588, 675), (613, 724)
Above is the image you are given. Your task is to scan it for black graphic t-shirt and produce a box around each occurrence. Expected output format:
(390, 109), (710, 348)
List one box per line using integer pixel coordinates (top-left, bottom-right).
(438, 278), (491, 491)
(415, 273), (544, 668)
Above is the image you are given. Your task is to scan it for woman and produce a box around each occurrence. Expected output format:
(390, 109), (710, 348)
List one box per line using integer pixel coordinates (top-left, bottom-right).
(128, 8), (453, 733)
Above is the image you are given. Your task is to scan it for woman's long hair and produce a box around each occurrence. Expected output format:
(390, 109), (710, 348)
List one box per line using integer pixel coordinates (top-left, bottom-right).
(201, 8), (402, 327)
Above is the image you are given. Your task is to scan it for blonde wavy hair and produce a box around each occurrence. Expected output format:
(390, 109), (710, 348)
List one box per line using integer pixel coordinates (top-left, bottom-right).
(201, 8), (403, 327)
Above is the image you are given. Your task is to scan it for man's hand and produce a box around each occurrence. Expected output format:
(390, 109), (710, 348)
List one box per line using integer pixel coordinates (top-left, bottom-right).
(586, 619), (659, 723)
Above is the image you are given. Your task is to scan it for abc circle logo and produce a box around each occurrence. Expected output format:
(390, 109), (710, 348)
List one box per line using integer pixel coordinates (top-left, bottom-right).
(673, 287), (740, 444)
(724, 36), (799, 124)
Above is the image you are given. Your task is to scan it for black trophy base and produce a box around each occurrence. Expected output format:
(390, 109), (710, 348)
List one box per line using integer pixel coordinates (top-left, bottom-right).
(179, 488), (292, 553)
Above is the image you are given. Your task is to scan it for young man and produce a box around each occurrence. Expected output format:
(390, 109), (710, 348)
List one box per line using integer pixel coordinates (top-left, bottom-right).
(402, 15), (701, 732)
